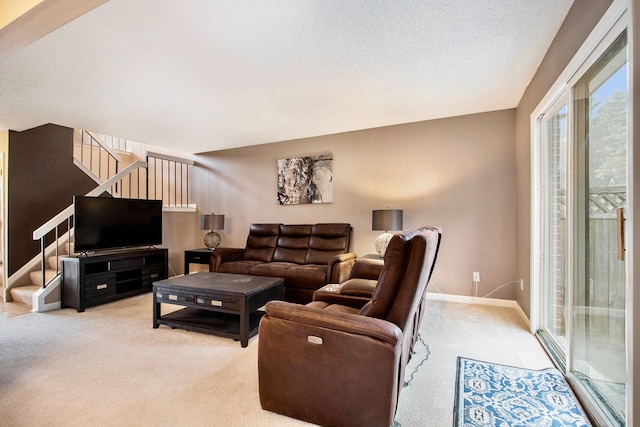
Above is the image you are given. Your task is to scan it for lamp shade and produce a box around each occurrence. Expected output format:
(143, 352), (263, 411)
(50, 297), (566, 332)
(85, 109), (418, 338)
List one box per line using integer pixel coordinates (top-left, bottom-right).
(372, 209), (403, 231)
(200, 213), (225, 230)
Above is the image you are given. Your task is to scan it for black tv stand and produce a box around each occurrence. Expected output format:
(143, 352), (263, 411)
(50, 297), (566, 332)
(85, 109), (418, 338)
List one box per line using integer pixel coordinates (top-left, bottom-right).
(61, 248), (168, 312)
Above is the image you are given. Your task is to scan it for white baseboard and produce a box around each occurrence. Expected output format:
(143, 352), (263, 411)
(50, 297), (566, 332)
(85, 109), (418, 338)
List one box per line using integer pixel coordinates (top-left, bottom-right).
(426, 291), (530, 329)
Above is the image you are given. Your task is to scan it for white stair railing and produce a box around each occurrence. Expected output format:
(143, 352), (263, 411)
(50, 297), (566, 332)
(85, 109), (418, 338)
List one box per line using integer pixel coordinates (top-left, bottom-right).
(73, 130), (121, 184)
(146, 151), (195, 208)
(32, 161), (148, 288)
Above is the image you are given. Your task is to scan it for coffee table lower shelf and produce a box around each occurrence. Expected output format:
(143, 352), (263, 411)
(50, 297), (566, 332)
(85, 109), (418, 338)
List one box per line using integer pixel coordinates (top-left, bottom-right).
(156, 307), (265, 342)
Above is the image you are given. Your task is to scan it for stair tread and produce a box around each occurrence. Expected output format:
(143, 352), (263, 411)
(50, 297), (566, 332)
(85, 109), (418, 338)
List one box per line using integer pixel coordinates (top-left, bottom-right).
(10, 285), (40, 307)
(11, 285), (40, 292)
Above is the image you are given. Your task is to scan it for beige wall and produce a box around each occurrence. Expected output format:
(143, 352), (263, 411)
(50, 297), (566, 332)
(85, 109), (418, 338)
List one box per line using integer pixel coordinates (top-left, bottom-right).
(514, 0), (613, 317)
(194, 109), (517, 299)
(162, 211), (198, 277)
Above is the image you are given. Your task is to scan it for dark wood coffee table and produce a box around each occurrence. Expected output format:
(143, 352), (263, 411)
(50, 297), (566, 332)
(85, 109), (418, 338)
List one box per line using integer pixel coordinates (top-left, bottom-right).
(152, 272), (283, 347)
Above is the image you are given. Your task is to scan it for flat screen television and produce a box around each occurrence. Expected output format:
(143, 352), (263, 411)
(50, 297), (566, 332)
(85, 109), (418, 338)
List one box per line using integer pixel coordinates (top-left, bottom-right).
(73, 196), (163, 252)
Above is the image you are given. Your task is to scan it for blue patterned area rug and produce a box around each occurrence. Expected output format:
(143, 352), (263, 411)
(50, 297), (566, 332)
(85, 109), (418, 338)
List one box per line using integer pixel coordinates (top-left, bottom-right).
(454, 357), (592, 426)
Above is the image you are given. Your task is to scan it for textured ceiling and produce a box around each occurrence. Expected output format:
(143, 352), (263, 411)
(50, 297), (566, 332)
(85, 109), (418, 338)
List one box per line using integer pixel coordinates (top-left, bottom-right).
(0, 0), (574, 154)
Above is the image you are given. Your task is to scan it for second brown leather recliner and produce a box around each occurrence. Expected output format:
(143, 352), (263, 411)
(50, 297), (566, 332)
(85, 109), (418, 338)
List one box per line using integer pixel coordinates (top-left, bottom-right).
(257, 226), (442, 427)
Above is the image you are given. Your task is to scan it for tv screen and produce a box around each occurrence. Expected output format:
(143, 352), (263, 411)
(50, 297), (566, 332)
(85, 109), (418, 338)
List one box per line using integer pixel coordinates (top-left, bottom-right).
(74, 196), (163, 252)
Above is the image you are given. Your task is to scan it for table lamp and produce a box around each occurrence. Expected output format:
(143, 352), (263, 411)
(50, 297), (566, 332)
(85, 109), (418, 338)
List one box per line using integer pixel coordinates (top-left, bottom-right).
(372, 209), (403, 258)
(201, 213), (225, 250)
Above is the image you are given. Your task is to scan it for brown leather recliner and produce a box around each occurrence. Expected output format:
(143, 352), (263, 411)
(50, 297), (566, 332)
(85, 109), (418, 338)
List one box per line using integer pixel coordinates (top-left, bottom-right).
(258, 227), (442, 427)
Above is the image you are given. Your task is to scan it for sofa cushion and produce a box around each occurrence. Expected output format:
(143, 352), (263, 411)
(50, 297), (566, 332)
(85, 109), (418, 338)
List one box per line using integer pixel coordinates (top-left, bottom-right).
(250, 262), (297, 277)
(272, 225), (311, 264)
(217, 260), (264, 275)
(284, 264), (326, 290)
(243, 224), (280, 262)
(305, 223), (351, 265)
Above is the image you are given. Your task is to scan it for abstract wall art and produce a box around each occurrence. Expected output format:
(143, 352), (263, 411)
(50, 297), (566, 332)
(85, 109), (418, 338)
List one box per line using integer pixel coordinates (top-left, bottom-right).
(277, 153), (333, 205)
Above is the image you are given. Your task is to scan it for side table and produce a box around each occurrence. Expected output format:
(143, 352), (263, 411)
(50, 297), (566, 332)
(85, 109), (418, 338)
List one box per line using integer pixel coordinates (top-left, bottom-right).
(184, 248), (215, 275)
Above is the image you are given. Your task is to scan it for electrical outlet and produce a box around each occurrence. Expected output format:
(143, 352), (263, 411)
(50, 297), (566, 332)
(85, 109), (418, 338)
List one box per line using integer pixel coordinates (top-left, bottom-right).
(520, 278), (524, 291)
(473, 272), (480, 282)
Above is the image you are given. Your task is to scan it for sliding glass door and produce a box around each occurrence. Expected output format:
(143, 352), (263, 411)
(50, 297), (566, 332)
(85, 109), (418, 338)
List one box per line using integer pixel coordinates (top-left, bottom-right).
(537, 30), (627, 426)
(571, 31), (627, 426)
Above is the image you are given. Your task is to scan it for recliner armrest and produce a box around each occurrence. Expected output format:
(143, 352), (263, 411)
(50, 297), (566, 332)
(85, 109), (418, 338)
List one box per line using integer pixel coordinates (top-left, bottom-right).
(262, 300), (401, 345)
(209, 248), (244, 271)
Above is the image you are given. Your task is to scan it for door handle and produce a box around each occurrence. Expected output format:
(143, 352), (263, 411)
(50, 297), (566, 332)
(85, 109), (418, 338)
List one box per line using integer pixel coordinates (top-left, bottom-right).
(617, 207), (625, 261)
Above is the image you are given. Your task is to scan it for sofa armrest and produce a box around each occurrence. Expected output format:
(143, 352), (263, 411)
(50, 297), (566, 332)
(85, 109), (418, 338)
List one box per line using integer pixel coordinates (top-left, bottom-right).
(325, 252), (357, 283)
(209, 248), (244, 272)
(258, 300), (403, 427)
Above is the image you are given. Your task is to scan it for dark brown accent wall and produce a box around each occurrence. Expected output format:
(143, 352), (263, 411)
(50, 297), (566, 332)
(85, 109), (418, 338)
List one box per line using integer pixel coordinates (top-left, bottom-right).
(514, 0), (613, 316)
(8, 124), (96, 276)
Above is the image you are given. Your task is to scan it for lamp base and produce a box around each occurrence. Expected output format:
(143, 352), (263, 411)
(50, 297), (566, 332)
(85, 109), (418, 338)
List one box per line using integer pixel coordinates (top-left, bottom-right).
(204, 231), (221, 250)
(375, 232), (393, 258)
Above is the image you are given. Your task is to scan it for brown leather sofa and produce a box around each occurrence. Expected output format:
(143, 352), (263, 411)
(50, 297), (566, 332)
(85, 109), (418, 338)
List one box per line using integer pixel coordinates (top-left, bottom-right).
(210, 223), (356, 303)
(257, 227), (442, 427)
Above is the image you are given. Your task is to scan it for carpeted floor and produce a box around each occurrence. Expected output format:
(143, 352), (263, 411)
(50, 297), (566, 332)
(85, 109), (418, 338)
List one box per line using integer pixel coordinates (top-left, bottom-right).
(0, 294), (551, 426)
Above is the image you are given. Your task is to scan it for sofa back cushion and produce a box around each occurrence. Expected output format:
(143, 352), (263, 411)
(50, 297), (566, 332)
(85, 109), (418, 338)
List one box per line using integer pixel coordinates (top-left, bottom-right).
(304, 223), (351, 265)
(273, 225), (312, 264)
(243, 224), (281, 262)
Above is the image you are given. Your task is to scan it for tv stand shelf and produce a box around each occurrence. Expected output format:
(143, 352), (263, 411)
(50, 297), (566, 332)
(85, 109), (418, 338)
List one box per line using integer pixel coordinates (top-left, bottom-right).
(62, 248), (168, 312)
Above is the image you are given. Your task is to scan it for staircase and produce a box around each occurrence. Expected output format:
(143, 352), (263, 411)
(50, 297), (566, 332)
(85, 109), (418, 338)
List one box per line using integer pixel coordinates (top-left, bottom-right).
(9, 247), (68, 306)
(9, 130), (121, 307)
(8, 130), (128, 309)
(7, 130), (195, 311)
